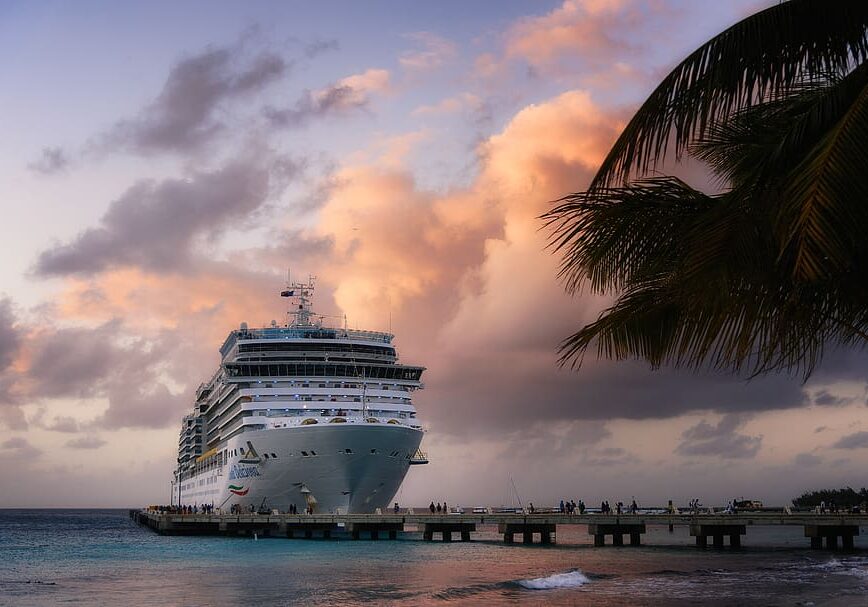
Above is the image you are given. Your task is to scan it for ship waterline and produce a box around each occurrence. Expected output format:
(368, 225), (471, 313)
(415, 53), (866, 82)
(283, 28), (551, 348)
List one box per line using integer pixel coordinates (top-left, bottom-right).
(170, 277), (427, 514)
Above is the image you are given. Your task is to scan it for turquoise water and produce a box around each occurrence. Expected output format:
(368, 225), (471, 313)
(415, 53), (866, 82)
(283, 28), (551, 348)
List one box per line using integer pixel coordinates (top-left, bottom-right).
(1, 509), (867, 606)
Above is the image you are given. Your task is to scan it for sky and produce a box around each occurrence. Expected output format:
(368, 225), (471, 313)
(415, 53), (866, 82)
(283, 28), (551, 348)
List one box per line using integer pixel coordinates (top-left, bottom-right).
(0, 0), (865, 508)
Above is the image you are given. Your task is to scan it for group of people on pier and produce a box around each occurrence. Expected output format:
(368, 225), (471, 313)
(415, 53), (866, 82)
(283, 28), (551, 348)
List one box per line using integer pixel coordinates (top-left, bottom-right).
(429, 501), (448, 513)
(558, 499), (585, 514)
(149, 504), (214, 514)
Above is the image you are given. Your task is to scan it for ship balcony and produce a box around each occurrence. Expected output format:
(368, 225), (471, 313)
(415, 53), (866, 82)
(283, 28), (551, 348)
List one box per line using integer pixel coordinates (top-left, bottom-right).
(239, 410), (422, 431)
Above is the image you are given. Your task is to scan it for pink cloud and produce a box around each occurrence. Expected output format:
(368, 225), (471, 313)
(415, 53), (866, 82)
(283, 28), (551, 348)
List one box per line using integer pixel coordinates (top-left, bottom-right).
(506, 0), (635, 67)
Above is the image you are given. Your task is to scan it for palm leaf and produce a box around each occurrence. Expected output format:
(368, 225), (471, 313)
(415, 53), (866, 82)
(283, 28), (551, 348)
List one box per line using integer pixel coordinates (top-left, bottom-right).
(591, 0), (868, 189)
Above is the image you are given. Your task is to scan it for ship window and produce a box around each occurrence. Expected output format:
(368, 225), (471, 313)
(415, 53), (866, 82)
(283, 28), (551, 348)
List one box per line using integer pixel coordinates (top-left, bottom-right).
(301, 451), (308, 456)
(310, 450), (317, 456)
(344, 449), (353, 454)
(271, 453), (277, 458)
(370, 449), (377, 454)
(263, 454), (269, 459)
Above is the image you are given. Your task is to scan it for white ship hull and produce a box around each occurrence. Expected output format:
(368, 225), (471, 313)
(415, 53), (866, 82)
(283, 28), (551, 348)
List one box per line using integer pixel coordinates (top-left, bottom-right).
(174, 424), (423, 514)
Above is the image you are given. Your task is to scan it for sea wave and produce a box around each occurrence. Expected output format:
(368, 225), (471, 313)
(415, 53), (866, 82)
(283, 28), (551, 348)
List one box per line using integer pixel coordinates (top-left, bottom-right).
(517, 570), (591, 590)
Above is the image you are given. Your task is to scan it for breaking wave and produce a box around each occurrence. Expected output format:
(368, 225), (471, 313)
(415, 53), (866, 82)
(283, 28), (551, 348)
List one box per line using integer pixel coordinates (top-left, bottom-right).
(517, 570), (591, 590)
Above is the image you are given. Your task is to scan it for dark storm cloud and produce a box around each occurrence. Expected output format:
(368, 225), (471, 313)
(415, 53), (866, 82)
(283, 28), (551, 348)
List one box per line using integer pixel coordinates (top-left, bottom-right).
(34, 158), (280, 276)
(28, 147), (70, 175)
(813, 390), (848, 406)
(424, 354), (808, 437)
(65, 435), (107, 450)
(102, 46), (287, 154)
(832, 431), (868, 449)
(675, 414), (762, 459)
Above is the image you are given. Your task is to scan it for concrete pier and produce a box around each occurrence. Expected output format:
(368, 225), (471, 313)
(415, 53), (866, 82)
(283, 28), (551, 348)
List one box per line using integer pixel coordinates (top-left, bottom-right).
(498, 522), (556, 545)
(804, 525), (859, 550)
(130, 510), (867, 550)
(588, 523), (645, 547)
(690, 524), (746, 549)
(422, 522), (476, 542)
(346, 522), (402, 540)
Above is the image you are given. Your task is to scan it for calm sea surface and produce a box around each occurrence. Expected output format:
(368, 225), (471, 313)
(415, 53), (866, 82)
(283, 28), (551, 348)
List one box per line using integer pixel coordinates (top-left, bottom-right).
(1, 509), (866, 606)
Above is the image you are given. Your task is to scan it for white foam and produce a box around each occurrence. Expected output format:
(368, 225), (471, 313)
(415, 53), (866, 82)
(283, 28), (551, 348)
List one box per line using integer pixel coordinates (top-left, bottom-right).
(518, 570), (591, 590)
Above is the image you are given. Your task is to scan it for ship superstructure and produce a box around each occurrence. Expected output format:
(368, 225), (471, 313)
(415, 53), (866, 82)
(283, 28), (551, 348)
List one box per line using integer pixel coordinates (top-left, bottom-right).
(171, 277), (427, 514)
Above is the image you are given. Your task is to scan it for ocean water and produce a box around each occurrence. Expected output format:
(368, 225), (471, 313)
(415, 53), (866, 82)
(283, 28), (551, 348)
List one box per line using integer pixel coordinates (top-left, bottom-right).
(1, 509), (867, 606)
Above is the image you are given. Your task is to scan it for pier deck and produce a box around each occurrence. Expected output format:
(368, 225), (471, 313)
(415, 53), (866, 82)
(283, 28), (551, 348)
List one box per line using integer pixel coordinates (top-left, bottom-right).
(130, 510), (867, 549)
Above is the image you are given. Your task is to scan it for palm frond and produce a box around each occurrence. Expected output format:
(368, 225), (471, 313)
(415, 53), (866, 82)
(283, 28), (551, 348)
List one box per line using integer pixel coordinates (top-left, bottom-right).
(778, 77), (868, 280)
(692, 61), (868, 192)
(543, 177), (716, 295)
(590, 0), (868, 189)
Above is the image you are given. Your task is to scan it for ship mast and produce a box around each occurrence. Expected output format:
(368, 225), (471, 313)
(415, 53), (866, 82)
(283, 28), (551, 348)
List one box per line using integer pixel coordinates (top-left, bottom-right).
(281, 275), (318, 327)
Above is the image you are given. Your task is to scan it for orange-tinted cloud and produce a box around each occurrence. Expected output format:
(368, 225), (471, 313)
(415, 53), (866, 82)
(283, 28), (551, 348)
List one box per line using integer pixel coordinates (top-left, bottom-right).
(506, 0), (634, 68)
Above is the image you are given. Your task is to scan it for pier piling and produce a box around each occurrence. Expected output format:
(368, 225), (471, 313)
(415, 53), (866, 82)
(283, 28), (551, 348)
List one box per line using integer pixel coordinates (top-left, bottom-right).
(587, 523), (645, 547)
(804, 525), (859, 550)
(690, 524), (745, 549)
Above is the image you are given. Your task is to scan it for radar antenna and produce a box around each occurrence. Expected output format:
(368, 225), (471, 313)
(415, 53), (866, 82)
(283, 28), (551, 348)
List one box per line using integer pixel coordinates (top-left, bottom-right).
(281, 274), (319, 327)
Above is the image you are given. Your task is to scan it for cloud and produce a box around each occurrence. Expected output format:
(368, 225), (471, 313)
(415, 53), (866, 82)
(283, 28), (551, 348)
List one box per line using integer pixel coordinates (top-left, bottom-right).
(24, 321), (121, 398)
(399, 32), (458, 71)
(0, 437), (42, 459)
(814, 390), (847, 406)
(675, 414), (762, 459)
(411, 93), (485, 117)
(45, 416), (81, 433)
(100, 45), (287, 154)
(0, 300), (23, 429)
(505, 0), (634, 69)
(101, 382), (189, 430)
(65, 435), (107, 450)
(581, 446), (636, 466)
(304, 39), (339, 59)
(0, 313), (199, 431)
(0, 299), (20, 372)
(309, 88), (823, 437)
(28, 147), (70, 175)
(264, 68), (391, 128)
(832, 431), (868, 449)
(794, 452), (822, 466)
(34, 157), (284, 276)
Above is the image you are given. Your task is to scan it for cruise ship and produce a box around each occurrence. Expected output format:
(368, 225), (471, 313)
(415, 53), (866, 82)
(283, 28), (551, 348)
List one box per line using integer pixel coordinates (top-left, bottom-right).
(170, 277), (427, 514)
